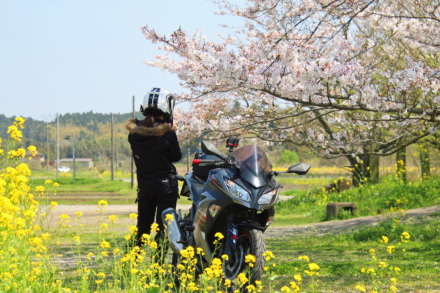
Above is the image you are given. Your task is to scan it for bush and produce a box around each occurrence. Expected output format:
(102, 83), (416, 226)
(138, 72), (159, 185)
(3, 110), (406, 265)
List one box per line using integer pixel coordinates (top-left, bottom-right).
(277, 149), (299, 165)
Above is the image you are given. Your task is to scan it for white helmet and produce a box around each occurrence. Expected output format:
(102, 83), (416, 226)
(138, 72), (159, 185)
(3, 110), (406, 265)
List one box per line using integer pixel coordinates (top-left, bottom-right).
(141, 87), (175, 121)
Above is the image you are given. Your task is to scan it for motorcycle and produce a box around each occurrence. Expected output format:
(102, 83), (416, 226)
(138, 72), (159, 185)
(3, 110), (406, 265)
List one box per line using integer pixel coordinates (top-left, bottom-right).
(162, 137), (311, 283)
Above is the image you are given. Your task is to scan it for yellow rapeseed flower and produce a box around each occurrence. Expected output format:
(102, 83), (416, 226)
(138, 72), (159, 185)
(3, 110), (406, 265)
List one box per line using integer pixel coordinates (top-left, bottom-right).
(263, 250), (275, 261)
(386, 246), (395, 254)
(35, 186), (45, 193)
(96, 272), (106, 278)
(237, 273), (248, 285)
(245, 254), (256, 264)
(100, 239), (111, 249)
(355, 284), (367, 292)
(100, 223), (108, 232)
(41, 233), (50, 240)
(27, 145), (37, 157)
(150, 223), (159, 232)
(308, 263), (320, 271)
(298, 255), (310, 262)
(98, 200), (108, 206)
(164, 213), (174, 222)
(108, 215), (118, 223)
(14, 116), (25, 127)
(7, 125), (23, 141)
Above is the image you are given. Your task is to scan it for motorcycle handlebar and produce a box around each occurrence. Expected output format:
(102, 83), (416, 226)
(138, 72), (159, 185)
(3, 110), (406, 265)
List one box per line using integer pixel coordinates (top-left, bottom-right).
(193, 159), (219, 165)
(193, 158), (241, 175)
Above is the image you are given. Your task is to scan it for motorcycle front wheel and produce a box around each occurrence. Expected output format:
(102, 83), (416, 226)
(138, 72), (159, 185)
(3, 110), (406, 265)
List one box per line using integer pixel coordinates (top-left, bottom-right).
(223, 227), (266, 284)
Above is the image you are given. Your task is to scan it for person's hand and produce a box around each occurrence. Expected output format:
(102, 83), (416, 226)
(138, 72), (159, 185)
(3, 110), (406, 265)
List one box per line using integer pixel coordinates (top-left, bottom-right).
(172, 123), (177, 132)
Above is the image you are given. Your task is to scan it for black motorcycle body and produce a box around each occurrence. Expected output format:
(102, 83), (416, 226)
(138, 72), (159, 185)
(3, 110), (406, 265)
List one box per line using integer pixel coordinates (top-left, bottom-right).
(162, 138), (311, 282)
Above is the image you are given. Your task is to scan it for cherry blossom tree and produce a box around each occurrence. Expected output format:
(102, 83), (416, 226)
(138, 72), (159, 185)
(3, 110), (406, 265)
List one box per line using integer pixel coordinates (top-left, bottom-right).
(142, 0), (440, 185)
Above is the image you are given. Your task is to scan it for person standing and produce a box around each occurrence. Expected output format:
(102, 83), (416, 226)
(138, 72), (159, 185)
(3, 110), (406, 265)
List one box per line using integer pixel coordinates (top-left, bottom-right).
(125, 87), (182, 259)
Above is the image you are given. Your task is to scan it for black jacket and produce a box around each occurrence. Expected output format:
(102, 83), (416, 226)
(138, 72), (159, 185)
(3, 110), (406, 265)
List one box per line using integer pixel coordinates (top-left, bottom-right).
(125, 118), (182, 191)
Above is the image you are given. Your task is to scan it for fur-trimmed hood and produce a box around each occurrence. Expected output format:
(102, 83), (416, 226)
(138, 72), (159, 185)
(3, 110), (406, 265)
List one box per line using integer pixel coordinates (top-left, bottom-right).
(125, 118), (173, 137)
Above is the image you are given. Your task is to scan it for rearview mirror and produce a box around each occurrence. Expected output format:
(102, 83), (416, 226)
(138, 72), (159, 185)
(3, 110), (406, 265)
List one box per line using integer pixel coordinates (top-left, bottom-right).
(287, 163), (311, 175)
(201, 141), (226, 160)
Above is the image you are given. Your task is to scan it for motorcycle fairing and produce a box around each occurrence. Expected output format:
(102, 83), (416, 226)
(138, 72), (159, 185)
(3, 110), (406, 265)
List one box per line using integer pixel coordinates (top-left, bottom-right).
(231, 145), (272, 188)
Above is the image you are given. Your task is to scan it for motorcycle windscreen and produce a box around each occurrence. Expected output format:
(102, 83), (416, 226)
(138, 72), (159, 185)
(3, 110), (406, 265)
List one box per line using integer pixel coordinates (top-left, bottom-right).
(231, 145), (272, 188)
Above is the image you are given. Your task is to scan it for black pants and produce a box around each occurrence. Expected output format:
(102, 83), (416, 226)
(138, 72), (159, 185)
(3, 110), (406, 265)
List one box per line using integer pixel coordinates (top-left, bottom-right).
(135, 184), (179, 248)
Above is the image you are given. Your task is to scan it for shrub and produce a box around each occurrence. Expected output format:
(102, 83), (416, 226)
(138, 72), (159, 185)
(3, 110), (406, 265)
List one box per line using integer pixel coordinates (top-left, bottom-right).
(277, 149), (299, 166)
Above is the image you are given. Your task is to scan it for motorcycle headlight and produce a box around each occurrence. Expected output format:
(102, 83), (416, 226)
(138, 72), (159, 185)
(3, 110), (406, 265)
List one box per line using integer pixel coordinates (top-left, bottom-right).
(225, 180), (251, 202)
(258, 189), (278, 205)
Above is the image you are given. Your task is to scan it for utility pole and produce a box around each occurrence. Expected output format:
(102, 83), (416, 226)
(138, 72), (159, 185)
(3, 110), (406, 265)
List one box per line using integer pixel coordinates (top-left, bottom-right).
(64, 133), (76, 178)
(111, 113), (114, 181)
(131, 95), (135, 189)
(46, 123), (49, 172)
(115, 130), (118, 172)
(72, 132), (76, 178)
(56, 113), (59, 178)
(187, 142), (190, 172)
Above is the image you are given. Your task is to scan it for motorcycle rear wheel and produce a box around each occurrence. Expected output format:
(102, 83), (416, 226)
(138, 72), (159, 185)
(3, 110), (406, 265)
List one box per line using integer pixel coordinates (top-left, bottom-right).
(223, 227), (266, 284)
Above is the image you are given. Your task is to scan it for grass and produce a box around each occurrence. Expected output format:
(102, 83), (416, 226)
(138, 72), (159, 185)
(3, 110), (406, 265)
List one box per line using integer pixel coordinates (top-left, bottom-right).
(275, 174), (440, 224)
(265, 215), (440, 292)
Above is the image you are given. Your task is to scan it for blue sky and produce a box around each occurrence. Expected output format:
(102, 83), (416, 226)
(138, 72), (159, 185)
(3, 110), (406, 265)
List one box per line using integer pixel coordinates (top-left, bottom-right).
(0, 0), (241, 121)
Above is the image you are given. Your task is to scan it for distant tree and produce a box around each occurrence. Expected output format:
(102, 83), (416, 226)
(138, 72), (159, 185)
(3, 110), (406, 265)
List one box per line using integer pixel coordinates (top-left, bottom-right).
(277, 149), (299, 166)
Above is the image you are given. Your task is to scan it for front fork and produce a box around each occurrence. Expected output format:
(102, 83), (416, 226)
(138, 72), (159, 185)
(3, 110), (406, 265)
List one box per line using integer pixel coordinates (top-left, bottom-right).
(224, 217), (265, 264)
(226, 221), (238, 256)
(223, 206), (274, 261)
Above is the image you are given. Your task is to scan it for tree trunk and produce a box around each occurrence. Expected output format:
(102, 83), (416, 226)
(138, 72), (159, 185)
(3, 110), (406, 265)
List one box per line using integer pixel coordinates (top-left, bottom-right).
(419, 144), (431, 179)
(369, 143), (380, 184)
(348, 150), (371, 187)
(396, 143), (406, 182)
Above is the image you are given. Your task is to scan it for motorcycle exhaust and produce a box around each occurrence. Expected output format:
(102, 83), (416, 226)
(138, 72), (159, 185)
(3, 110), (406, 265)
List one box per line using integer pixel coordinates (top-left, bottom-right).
(161, 208), (184, 254)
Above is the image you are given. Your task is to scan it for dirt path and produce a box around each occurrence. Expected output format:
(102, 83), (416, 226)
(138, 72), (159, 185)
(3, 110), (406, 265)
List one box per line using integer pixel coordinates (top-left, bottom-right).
(265, 205), (440, 238)
(48, 203), (192, 233)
